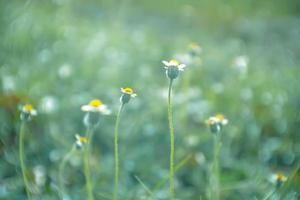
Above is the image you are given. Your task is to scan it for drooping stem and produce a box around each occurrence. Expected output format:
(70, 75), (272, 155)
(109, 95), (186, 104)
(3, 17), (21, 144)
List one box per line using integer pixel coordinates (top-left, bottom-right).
(19, 122), (32, 200)
(210, 134), (222, 200)
(113, 104), (124, 200)
(58, 145), (76, 199)
(167, 79), (175, 200)
(84, 128), (95, 200)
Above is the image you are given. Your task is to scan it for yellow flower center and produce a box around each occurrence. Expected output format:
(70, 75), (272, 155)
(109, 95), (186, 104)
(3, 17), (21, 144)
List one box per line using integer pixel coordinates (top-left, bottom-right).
(215, 114), (225, 121)
(169, 59), (179, 66)
(79, 137), (88, 144)
(189, 42), (199, 49)
(123, 87), (134, 94)
(89, 99), (103, 107)
(276, 174), (287, 182)
(24, 104), (33, 112)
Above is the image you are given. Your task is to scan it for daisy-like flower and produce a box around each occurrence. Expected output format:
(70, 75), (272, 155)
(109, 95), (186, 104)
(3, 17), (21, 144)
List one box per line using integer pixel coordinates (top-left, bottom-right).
(162, 59), (186, 80)
(81, 99), (111, 115)
(75, 134), (88, 148)
(188, 42), (202, 57)
(82, 99), (111, 128)
(270, 173), (287, 187)
(20, 103), (37, 121)
(120, 87), (137, 104)
(206, 114), (228, 134)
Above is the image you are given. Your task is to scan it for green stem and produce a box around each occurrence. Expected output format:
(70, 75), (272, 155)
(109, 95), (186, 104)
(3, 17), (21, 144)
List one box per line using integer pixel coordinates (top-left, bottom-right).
(19, 122), (32, 200)
(58, 145), (76, 199)
(262, 189), (276, 200)
(84, 128), (95, 200)
(113, 104), (124, 200)
(168, 79), (175, 200)
(210, 134), (222, 200)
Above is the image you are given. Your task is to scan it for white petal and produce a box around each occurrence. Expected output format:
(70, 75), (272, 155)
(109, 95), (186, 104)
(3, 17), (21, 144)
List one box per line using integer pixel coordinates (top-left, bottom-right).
(162, 60), (170, 66)
(178, 64), (186, 71)
(81, 105), (92, 112)
(31, 109), (37, 116)
(131, 93), (137, 98)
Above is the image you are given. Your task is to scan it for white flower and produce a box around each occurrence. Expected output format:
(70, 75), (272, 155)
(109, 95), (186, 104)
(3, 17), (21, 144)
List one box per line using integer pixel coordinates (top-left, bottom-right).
(162, 60), (186, 71)
(22, 104), (37, 116)
(75, 134), (88, 148)
(81, 99), (111, 115)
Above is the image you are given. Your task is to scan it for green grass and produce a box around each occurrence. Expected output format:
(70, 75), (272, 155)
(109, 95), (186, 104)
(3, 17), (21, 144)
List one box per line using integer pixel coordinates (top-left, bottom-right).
(0, 0), (300, 199)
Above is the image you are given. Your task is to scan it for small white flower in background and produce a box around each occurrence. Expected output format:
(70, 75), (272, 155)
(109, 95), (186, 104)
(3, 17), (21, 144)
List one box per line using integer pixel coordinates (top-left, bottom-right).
(233, 55), (249, 75)
(2, 75), (15, 93)
(206, 114), (228, 134)
(188, 42), (202, 56)
(20, 104), (37, 121)
(33, 165), (46, 187)
(58, 64), (72, 78)
(120, 87), (137, 104)
(75, 134), (88, 149)
(162, 59), (186, 80)
(40, 96), (58, 114)
(270, 173), (287, 187)
(81, 99), (111, 115)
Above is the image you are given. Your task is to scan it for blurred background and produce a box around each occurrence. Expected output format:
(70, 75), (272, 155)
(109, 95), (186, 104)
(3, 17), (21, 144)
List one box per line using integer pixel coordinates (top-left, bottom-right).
(0, 0), (300, 199)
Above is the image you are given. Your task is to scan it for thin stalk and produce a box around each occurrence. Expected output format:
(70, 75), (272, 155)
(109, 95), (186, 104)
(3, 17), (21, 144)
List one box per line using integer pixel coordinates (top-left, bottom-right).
(210, 134), (222, 200)
(84, 128), (94, 200)
(58, 145), (76, 199)
(19, 122), (32, 200)
(262, 189), (276, 200)
(168, 79), (175, 200)
(113, 104), (124, 200)
(153, 154), (192, 192)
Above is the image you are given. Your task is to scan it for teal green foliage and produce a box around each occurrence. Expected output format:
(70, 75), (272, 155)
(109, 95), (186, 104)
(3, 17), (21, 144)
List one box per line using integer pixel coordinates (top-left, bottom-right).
(0, 0), (299, 199)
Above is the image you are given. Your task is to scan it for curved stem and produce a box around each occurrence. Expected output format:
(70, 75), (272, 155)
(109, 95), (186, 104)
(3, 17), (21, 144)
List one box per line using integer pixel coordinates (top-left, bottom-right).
(58, 145), (76, 199)
(19, 122), (32, 200)
(168, 79), (175, 200)
(113, 104), (124, 200)
(84, 128), (94, 200)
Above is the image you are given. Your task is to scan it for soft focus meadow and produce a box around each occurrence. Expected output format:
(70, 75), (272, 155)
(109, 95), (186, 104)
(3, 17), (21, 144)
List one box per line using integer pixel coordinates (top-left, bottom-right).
(1, 0), (300, 199)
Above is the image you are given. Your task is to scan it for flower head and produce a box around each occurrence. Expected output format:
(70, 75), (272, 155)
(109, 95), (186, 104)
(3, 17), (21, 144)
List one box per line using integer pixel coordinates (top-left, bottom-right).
(206, 114), (228, 134)
(120, 87), (137, 104)
(270, 173), (287, 187)
(162, 59), (186, 80)
(188, 42), (202, 56)
(75, 134), (88, 148)
(81, 99), (111, 115)
(20, 103), (37, 121)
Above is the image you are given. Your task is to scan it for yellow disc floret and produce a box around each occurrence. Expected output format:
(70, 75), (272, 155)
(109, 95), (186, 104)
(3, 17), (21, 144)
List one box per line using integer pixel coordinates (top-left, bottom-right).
(89, 99), (103, 108)
(122, 87), (134, 94)
(23, 104), (33, 112)
(169, 59), (179, 66)
(79, 136), (88, 144)
(276, 174), (287, 182)
(215, 114), (225, 121)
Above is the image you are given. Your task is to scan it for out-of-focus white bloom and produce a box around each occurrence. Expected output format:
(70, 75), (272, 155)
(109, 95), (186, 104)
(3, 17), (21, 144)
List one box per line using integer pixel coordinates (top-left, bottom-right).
(40, 96), (58, 114)
(2, 76), (15, 93)
(81, 99), (111, 115)
(270, 173), (287, 187)
(233, 55), (249, 75)
(206, 114), (228, 134)
(58, 64), (72, 78)
(33, 165), (46, 187)
(75, 134), (88, 148)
